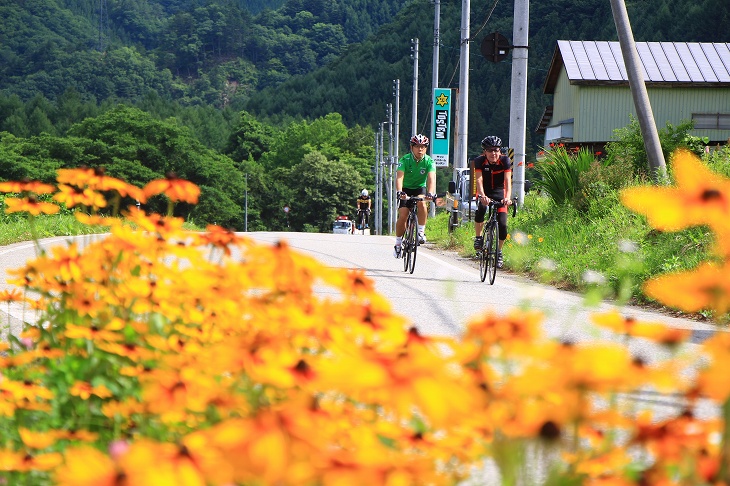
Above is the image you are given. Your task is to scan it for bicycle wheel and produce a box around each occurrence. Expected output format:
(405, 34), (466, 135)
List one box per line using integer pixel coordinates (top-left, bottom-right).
(402, 214), (413, 271)
(486, 220), (498, 284)
(478, 225), (489, 282)
(359, 211), (365, 235)
(408, 213), (418, 274)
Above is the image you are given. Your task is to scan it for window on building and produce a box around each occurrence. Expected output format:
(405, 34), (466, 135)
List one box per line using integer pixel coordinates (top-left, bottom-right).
(692, 113), (730, 130)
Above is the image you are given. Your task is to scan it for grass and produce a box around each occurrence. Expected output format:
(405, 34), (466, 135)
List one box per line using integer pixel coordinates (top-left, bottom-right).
(0, 214), (104, 246)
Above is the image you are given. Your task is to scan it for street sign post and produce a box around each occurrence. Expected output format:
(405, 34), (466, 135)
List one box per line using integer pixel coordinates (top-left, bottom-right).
(431, 88), (452, 168)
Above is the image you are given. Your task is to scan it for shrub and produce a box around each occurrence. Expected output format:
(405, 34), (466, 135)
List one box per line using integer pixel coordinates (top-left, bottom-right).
(533, 146), (594, 205)
(571, 160), (628, 213)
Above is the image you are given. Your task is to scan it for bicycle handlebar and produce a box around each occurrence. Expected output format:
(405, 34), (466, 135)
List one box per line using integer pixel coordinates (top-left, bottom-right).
(396, 192), (441, 201)
(480, 196), (518, 217)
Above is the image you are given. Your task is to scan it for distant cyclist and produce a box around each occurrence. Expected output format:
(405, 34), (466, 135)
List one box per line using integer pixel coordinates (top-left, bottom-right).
(473, 135), (512, 269)
(393, 134), (436, 258)
(356, 189), (371, 229)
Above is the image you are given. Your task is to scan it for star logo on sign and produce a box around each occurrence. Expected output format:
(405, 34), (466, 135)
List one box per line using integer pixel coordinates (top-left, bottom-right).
(436, 93), (449, 107)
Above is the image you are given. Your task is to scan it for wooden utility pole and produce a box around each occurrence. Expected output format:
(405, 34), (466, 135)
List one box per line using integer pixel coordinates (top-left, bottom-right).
(609, 0), (667, 181)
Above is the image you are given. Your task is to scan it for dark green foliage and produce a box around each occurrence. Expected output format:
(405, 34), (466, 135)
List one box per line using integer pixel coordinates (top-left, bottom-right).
(571, 161), (629, 214)
(284, 151), (363, 232)
(224, 110), (276, 163)
(605, 117), (711, 178)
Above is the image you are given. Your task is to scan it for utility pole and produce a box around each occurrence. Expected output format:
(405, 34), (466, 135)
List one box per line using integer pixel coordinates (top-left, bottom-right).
(393, 79), (400, 168)
(431, 0), (441, 151)
(455, 0), (470, 178)
(244, 173), (248, 232)
(411, 39), (419, 137)
(392, 81), (400, 234)
(430, 1), (440, 218)
(375, 128), (380, 235)
(386, 104), (395, 234)
(609, 0), (666, 181)
(508, 0), (529, 206)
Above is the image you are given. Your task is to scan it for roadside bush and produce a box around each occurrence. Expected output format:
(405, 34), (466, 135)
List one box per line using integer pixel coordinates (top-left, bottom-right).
(533, 146), (594, 205)
(606, 116), (708, 177)
(571, 160), (629, 213)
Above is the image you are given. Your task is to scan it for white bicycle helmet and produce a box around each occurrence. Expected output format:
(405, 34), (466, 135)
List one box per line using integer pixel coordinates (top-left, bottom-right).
(410, 134), (430, 146)
(361, 189), (368, 197)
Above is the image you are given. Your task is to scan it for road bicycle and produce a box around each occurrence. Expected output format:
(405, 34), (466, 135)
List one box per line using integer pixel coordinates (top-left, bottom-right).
(356, 209), (370, 235)
(477, 197), (518, 284)
(399, 194), (437, 274)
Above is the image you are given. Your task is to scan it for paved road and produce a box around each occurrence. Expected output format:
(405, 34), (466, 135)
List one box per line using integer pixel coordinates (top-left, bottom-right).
(245, 232), (717, 340)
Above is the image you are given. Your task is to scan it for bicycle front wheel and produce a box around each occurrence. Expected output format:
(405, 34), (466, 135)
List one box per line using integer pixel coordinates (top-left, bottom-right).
(408, 220), (418, 274)
(486, 221), (498, 284)
(403, 213), (417, 273)
(403, 215), (413, 272)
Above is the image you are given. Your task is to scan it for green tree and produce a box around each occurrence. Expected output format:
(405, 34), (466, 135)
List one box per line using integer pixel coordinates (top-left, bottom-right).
(285, 150), (363, 232)
(225, 110), (276, 163)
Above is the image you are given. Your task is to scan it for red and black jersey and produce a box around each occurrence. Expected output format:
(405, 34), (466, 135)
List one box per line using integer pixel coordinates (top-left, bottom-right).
(474, 154), (512, 198)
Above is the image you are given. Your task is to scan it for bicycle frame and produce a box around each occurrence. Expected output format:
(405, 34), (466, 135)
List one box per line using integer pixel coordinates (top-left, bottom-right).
(478, 198), (517, 284)
(401, 196), (422, 274)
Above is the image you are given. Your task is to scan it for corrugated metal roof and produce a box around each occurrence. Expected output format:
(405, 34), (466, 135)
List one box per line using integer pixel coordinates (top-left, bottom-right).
(544, 40), (730, 93)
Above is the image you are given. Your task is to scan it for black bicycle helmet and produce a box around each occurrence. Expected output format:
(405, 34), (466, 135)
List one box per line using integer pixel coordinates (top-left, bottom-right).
(410, 134), (429, 146)
(481, 135), (502, 149)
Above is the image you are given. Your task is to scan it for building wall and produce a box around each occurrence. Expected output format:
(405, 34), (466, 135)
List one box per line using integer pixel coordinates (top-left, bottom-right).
(546, 67), (730, 145)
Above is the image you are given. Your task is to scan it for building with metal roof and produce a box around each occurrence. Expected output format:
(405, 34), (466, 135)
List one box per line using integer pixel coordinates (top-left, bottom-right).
(537, 40), (730, 152)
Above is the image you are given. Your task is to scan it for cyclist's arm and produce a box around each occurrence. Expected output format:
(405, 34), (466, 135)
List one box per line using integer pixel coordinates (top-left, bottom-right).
(395, 170), (404, 193)
(426, 171), (436, 197)
(504, 170), (513, 204)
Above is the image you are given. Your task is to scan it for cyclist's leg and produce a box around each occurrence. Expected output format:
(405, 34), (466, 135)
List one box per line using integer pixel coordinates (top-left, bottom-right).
(473, 203), (487, 249)
(496, 211), (508, 268)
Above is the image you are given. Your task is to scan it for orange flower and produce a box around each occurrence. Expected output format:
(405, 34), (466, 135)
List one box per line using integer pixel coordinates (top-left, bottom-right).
(53, 184), (107, 209)
(0, 288), (25, 303)
(55, 445), (120, 486)
(143, 172), (200, 204)
(621, 149), (730, 254)
(4, 196), (60, 215)
(19, 428), (59, 449)
(0, 180), (55, 194)
(643, 261), (730, 314)
(591, 310), (691, 345)
(69, 382), (113, 400)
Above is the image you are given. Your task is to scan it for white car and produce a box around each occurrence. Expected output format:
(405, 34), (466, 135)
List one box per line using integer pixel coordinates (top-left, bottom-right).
(332, 219), (353, 234)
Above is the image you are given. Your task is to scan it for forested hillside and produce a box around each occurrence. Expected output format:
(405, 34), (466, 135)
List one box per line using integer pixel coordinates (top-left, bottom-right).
(246, 0), (730, 155)
(1, 0), (410, 105)
(0, 0), (728, 233)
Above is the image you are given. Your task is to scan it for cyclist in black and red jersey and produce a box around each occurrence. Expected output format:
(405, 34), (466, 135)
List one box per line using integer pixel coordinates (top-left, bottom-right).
(473, 135), (513, 269)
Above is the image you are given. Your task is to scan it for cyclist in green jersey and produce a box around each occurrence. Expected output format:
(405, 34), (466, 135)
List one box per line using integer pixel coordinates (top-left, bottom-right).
(393, 134), (436, 258)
